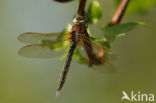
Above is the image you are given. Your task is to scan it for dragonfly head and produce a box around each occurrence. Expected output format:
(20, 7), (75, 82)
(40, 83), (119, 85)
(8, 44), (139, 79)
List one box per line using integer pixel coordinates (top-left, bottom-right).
(73, 15), (86, 26)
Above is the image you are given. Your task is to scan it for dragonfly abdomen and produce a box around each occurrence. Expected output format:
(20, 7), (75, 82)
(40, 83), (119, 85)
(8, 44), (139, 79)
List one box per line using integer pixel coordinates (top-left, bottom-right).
(56, 35), (77, 96)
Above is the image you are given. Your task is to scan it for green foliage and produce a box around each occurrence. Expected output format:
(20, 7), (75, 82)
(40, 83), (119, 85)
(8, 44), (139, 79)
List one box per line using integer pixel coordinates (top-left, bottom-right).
(103, 22), (144, 43)
(116, 0), (156, 14)
(86, 0), (102, 24)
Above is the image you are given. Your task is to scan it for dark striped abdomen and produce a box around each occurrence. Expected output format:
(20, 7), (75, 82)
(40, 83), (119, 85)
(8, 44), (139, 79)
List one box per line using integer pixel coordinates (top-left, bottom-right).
(57, 37), (77, 91)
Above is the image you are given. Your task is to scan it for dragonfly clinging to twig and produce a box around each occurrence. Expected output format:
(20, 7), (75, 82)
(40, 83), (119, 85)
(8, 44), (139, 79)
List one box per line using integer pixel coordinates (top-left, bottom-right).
(18, 14), (115, 96)
(18, 15), (115, 97)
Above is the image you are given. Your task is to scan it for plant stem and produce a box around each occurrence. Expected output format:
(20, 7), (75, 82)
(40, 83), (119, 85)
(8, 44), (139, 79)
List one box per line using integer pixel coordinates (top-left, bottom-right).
(109, 0), (130, 26)
(77, 0), (87, 16)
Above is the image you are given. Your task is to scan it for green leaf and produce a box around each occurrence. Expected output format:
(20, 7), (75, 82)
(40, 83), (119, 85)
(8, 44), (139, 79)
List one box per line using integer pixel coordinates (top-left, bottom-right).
(115, 0), (156, 14)
(87, 0), (102, 24)
(103, 22), (144, 43)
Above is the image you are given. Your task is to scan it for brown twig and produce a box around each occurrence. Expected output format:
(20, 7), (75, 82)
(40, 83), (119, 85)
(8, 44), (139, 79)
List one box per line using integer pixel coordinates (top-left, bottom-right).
(109, 0), (130, 26)
(77, 0), (87, 16)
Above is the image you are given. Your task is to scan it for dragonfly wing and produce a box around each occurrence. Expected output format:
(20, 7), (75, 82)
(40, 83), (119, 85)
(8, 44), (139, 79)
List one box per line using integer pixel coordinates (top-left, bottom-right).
(18, 44), (65, 58)
(77, 34), (116, 73)
(91, 61), (116, 74)
(18, 32), (64, 44)
(78, 34), (113, 56)
(76, 45), (116, 74)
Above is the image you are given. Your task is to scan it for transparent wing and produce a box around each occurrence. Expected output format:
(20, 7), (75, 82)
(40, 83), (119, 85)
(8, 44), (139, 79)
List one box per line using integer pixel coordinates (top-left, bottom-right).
(78, 34), (113, 57)
(77, 34), (116, 73)
(75, 45), (116, 73)
(18, 32), (65, 44)
(18, 39), (70, 58)
(91, 56), (116, 74)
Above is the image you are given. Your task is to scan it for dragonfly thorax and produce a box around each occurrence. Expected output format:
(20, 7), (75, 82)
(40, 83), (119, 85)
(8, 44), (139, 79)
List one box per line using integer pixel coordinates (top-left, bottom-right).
(72, 25), (81, 32)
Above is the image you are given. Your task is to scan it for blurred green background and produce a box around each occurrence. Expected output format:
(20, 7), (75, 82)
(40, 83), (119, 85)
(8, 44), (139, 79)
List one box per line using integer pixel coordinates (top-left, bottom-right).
(0, 0), (156, 103)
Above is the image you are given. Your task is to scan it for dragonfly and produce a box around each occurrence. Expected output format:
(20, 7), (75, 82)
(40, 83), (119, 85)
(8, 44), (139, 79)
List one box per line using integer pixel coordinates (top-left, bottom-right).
(18, 15), (115, 96)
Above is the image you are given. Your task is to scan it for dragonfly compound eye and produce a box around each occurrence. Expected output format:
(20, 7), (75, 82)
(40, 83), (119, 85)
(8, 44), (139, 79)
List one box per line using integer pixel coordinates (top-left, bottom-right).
(73, 15), (86, 25)
(78, 19), (85, 24)
(77, 16), (85, 23)
(72, 17), (77, 24)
